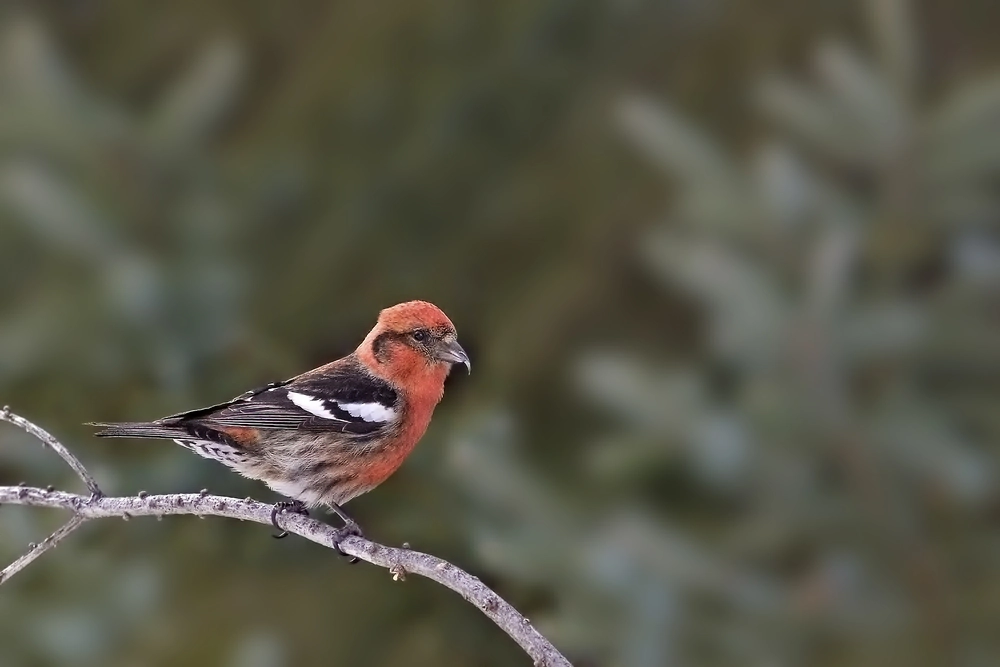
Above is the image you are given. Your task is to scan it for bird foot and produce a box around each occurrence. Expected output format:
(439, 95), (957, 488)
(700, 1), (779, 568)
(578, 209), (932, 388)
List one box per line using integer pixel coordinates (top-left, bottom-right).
(329, 502), (364, 564)
(271, 500), (309, 539)
(331, 522), (364, 564)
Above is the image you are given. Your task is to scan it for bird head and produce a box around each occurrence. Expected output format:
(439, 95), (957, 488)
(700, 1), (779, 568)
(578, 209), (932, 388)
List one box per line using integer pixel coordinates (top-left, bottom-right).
(358, 301), (470, 383)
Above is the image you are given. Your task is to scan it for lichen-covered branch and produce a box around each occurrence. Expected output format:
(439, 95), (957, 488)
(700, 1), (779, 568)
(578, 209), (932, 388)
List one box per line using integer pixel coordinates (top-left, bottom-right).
(0, 411), (572, 667)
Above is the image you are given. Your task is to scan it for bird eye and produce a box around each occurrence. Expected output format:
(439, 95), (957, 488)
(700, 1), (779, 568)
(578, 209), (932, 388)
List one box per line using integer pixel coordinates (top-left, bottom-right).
(411, 329), (428, 342)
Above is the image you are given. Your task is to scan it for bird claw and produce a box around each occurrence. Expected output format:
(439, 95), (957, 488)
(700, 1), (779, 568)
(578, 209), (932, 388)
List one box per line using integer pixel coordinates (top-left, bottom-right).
(328, 502), (363, 564)
(269, 500), (362, 563)
(270, 500), (309, 539)
(331, 521), (364, 564)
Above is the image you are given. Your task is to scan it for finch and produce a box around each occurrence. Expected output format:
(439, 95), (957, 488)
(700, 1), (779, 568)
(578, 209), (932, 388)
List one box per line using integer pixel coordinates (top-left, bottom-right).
(90, 300), (469, 541)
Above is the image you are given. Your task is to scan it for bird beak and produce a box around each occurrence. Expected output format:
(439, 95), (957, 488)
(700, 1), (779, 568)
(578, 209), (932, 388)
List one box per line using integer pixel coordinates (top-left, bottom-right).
(437, 339), (471, 373)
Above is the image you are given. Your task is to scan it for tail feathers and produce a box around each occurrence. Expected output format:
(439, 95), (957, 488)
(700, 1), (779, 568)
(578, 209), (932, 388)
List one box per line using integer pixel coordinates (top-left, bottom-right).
(88, 422), (187, 439)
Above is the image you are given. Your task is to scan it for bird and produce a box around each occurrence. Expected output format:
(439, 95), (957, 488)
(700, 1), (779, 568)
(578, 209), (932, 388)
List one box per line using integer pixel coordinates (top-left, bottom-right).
(90, 300), (470, 549)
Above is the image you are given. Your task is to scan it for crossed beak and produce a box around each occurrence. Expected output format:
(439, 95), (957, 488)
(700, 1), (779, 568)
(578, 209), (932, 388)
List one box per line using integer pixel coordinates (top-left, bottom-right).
(437, 339), (471, 373)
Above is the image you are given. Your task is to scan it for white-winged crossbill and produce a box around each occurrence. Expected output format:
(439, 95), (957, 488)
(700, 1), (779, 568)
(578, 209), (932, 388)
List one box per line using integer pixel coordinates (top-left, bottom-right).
(90, 301), (469, 544)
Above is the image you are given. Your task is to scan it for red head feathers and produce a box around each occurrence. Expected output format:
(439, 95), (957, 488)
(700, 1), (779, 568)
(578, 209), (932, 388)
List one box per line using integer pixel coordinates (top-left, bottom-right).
(356, 301), (469, 392)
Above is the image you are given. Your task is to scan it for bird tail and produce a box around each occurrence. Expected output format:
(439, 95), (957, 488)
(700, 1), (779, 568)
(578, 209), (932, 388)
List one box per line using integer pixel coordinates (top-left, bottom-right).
(88, 422), (186, 439)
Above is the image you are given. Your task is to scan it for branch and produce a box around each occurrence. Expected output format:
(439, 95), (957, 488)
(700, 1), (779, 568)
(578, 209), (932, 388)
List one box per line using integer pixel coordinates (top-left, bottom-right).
(0, 513), (85, 584)
(1, 406), (101, 497)
(0, 412), (572, 667)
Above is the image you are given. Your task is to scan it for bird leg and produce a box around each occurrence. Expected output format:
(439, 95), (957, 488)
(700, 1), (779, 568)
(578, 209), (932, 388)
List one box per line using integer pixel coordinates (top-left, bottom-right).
(270, 499), (309, 539)
(328, 502), (364, 564)
(269, 500), (362, 564)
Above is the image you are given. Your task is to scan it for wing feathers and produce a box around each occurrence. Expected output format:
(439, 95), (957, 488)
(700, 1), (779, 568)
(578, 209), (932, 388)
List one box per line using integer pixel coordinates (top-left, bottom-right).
(90, 356), (399, 441)
(287, 391), (341, 420)
(336, 401), (397, 423)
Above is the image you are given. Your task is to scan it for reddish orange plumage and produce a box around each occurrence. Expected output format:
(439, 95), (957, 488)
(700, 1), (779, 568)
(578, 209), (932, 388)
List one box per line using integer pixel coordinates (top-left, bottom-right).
(350, 301), (464, 487)
(357, 301), (456, 388)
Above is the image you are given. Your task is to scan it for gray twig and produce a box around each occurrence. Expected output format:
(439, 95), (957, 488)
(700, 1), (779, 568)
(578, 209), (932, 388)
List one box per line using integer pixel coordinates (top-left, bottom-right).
(0, 410), (572, 667)
(0, 514), (87, 585)
(1, 406), (102, 497)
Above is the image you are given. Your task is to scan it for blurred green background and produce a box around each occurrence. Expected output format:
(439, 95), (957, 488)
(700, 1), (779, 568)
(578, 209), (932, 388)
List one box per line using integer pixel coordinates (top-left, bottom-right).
(3, 0), (1000, 665)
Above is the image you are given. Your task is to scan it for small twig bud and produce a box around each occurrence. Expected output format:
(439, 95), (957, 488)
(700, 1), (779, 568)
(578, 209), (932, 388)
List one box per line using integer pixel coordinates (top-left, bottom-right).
(45, 485), (55, 493)
(390, 564), (407, 581)
(138, 491), (148, 499)
(122, 513), (131, 521)
(27, 542), (36, 550)
(199, 489), (209, 496)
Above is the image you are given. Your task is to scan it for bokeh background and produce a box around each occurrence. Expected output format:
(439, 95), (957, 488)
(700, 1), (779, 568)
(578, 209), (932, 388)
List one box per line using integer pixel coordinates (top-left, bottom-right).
(2, 1), (1000, 665)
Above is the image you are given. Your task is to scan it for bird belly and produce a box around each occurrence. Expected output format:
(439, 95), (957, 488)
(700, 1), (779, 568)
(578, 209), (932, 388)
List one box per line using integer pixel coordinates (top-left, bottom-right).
(237, 431), (376, 507)
(263, 476), (329, 507)
(262, 467), (377, 508)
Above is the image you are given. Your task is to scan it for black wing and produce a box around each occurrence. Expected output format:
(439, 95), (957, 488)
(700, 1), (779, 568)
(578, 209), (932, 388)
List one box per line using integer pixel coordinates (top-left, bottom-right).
(166, 361), (399, 436)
